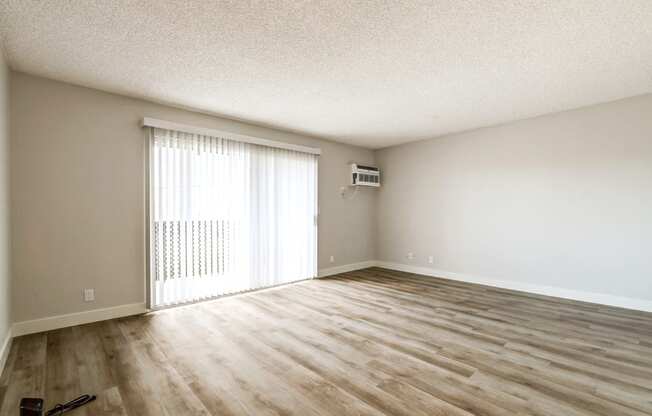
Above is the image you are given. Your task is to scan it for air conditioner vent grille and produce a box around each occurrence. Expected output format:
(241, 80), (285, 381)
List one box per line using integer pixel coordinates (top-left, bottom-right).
(351, 164), (380, 187)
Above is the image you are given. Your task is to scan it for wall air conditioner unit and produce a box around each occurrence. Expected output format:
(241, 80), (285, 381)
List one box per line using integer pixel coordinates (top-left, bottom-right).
(351, 164), (380, 187)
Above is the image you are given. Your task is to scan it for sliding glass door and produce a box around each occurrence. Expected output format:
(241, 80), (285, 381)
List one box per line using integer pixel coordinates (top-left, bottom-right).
(148, 127), (318, 308)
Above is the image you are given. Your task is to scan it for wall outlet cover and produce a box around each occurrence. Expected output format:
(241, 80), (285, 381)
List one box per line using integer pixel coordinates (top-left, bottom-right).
(84, 288), (95, 302)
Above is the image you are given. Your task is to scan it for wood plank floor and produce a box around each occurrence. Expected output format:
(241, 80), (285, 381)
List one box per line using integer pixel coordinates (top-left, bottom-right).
(1, 267), (652, 415)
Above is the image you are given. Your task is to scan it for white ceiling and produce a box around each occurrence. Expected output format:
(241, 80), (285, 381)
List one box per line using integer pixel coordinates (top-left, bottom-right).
(1, 1), (651, 149)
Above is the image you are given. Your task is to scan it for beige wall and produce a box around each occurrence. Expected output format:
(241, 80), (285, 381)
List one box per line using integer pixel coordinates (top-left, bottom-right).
(10, 70), (652, 324)
(10, 72), (376, 323)
(376, 94), (652, 301)
(0, 53), (10, 343)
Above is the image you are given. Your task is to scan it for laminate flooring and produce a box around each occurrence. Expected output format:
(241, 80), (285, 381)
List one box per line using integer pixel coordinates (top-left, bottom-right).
(1, 267), (651, 415)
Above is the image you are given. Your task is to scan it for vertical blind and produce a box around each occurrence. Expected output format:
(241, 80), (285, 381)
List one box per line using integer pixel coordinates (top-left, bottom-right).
(149, 127), (318, 308)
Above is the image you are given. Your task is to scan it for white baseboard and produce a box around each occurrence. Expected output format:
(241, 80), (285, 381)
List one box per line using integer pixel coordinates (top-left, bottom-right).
(375, 261), (652, 313)
(0, 327), (12, 376)
(12, 302), (148, 337)
(6, 261), (650, 341)
(318, 260), (377, 278)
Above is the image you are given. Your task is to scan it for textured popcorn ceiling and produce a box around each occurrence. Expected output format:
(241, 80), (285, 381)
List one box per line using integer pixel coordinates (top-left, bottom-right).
(1, 1), (651, 148)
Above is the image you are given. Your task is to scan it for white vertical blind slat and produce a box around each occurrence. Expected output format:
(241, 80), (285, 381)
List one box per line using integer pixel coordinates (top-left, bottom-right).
(149, 127), (318, 308)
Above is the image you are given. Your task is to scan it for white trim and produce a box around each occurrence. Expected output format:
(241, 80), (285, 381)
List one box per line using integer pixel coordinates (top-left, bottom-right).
(6, 261), (648, 341)
(0, 327), (12, 376)
(142, 117), (321, 155)
(11, 303), (147, 337)
(318, 260), (377, 278)
(375, 261), (652, 313)
(146, 127), (154, 309)
(313, 158), (319, 279)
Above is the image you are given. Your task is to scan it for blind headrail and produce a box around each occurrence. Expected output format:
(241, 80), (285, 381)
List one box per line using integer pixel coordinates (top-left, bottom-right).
(142, 117), (322, 155)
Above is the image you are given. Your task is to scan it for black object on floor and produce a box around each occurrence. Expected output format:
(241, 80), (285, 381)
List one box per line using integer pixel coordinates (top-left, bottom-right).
(19, 398), (43, 416)
(20, 394), (96, 416)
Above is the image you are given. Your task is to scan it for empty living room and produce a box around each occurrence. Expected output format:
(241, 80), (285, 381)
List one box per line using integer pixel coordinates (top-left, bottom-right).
(0, 1), (651, 415)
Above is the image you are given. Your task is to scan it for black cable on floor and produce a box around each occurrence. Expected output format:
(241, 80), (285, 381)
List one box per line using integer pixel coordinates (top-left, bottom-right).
(45, 394), (96, 416)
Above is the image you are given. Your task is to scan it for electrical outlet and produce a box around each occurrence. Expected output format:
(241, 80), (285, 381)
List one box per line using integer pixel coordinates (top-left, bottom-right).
(83, 288), (95, 302)
(330, 255), (335, 263)
(407, 252), (414, 260)
(428, 255), (434, 264)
